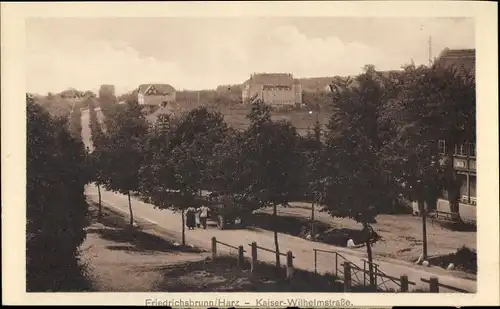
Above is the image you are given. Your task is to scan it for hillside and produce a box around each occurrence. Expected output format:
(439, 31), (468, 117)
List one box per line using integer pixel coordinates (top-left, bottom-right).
(145, 102), (332, 136)
(298, 77), (336, 92)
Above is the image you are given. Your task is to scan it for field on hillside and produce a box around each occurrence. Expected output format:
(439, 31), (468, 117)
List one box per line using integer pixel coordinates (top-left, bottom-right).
(146, 101), (332, 136)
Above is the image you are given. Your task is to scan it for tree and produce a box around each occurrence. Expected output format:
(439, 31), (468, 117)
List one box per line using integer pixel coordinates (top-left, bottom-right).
(98, 85), (118, 119)
(140, 107), (229, 246)
(27, 95), (89, 291)
(322, 70), (403, 288)
(299, 122), (326, 240)
(99, 100), (148, 226)
(239, 100), (304, 269)
(393, 63), (475, 258)
(399, 64), (475, 215)
(67, 106), (83, 141)
(87, 100), (108, 218)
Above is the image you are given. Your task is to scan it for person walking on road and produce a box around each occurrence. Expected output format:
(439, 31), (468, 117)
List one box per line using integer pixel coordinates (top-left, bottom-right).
(185, 207), (196, 230)
(198, 205), (210, 229)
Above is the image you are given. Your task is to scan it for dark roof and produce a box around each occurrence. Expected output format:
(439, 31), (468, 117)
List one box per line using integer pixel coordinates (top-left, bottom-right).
(243, 73), (296, 86)
(138, 84), (176, 94)
(434, 48), (475, 76)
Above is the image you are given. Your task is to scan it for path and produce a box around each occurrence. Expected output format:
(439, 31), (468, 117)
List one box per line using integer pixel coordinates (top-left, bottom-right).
(85, 184), (476, 293)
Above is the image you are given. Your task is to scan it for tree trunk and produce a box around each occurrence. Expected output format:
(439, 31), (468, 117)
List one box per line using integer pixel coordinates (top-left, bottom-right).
(127, 191), (134, 226)
(273, 203), (281, 269)
(418, 199), (428, 259)
(97, 184), (102, 220)
(364, 223), (375, 290)
(311, 201), (315, 240)
(181, 208), (186, 247)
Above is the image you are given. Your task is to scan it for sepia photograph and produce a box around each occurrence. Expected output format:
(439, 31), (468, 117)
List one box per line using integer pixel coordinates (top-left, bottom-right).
(2, 1), (499, 307)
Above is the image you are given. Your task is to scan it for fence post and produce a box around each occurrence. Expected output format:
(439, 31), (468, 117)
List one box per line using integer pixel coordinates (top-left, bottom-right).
(429, 276), (439, 292)
(211, 237), (217, 260)
(343, 262), (352, 292)
(237, 245), (244, 268)
(314, 250), (317, 274)
(286, 251), (294, 280)
(251, 242), (258, 276)
(335, 252), (338, 278)
(400, 275), (409, 292)
(363, 261), (367, 286)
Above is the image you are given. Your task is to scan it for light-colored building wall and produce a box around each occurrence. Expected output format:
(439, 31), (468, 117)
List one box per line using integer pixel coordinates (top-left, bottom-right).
(294, 84), (303, 104)
(262, 86), (295, 105)
(138, 92), (176, 106)
(242, 74), (303, 106)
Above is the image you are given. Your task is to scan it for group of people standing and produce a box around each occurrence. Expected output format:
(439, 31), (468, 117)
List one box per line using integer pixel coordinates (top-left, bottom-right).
(185, 205), (210, 230)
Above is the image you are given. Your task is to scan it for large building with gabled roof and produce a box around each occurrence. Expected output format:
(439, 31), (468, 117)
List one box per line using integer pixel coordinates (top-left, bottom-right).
(241, 73), (302, 107)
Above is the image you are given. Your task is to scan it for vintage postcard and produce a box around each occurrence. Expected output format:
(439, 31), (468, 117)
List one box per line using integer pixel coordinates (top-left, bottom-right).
(2, 1), (498, 307)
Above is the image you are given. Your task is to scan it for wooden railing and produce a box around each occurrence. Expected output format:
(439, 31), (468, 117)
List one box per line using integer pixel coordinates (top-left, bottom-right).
(210, 237), (295, 279)
(313, 247), (470, 293)
(211, 237), (246, 267)
(210, 238), (472, 293)
(421, 277), (471, 293)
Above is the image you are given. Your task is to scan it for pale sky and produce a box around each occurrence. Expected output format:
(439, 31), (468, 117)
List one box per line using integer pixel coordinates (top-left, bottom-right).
(26, 17), (474, 95)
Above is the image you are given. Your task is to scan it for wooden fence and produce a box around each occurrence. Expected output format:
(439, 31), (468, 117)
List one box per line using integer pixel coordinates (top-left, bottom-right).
(311, 247), (471, 293)
(211, 237), (295, 279)
(211, 237), (246, 268)
(210, 238), (472, 293)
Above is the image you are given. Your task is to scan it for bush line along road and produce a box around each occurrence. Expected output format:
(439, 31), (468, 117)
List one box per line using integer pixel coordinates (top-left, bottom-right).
(81, 108), (476, 293)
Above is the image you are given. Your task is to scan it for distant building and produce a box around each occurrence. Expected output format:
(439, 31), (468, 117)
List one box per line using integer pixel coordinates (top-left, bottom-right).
(137, 84), (176, 107)
(241, 73), (302, 106)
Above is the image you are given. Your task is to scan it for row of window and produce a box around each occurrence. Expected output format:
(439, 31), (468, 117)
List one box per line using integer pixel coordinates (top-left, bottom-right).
(263, 86), (292, 90)
(269, 100), (295, 105)
(438, 140), (476, 158)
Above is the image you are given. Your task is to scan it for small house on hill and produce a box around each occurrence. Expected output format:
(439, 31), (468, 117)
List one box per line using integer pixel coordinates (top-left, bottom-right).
(137, 83), (176, 107)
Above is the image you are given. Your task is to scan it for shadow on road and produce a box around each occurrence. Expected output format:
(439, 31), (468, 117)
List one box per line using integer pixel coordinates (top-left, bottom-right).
(434, 220), (477, 232)
(248, 213), (370, 247)
(86, 202), (204, 254)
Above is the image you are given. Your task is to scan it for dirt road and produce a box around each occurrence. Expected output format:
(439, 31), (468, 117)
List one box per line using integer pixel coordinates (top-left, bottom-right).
(85, 184), (476, 293)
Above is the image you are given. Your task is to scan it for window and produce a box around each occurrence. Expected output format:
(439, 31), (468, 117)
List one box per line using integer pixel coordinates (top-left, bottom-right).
(459, 144), (466, 156)
(469, 142), (476, 158)
(455, 144), (467, 156)
(438, 140), (446, 154)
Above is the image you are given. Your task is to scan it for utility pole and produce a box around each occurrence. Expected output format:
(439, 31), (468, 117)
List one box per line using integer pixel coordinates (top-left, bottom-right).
(310, 105), (321, 240)
(422, 200), (428, 259)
